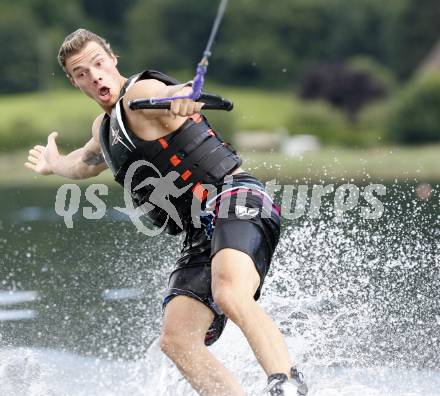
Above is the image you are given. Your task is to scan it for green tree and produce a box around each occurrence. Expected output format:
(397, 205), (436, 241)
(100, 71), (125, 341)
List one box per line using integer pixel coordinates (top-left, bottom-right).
(391, 0), (440, 78)
(124, 0), (216, 75)
(1, 0), (431, 92)
(80, 0), (137, 56)
(389, 73), (440, 144)
(0, 6), (41, 93)
(125, 0), (404, 87)
(0, 0), (94, 91)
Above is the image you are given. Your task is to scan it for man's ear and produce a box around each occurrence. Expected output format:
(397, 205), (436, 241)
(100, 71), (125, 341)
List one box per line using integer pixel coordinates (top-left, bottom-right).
(112, 53), (118, 67)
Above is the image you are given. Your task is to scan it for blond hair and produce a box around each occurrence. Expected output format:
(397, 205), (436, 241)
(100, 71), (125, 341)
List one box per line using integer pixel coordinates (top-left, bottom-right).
(58, 28), (114, 75)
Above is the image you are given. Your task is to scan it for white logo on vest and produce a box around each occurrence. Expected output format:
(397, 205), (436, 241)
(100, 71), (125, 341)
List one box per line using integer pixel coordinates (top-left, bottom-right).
(234, 205), (260, 219)
(114, 160), (192, 236)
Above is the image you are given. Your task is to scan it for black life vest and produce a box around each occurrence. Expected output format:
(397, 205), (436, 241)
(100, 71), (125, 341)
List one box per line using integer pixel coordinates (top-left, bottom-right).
(99, 70), (242, 235)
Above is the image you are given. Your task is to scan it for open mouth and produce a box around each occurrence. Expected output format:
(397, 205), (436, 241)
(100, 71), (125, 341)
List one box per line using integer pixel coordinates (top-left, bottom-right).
(98, 86), (111, 101)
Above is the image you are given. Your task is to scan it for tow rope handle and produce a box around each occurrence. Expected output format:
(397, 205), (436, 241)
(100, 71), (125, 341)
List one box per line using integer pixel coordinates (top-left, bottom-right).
(128, 92), (233, 112)
(128, 0), (231, 112)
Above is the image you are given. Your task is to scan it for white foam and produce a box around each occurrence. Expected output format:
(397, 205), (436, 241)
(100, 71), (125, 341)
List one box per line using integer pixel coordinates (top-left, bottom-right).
(0, 343), (439, 396)
(0, 309), (36, 321)
(0, 290), (38, 305)
(102, 288), (144, 301)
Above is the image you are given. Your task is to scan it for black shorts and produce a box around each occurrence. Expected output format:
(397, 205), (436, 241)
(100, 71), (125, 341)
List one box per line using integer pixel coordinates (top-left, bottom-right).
(162, 173), (281, 345)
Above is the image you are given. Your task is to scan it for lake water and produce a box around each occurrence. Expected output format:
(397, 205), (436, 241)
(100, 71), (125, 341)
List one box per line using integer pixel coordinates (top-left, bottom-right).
(0, 181), (439, 395)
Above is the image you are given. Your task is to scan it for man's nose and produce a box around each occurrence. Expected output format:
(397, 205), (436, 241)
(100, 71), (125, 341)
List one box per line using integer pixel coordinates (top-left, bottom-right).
(91, 70), (102, 84)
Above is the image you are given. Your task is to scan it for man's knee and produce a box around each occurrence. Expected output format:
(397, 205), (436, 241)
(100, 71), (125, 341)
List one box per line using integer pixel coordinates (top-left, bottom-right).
(159, 328), (189, 357)
(160, 295), (215, 357)
(160, 320), (207, 357)
(213, 284), (253, 322)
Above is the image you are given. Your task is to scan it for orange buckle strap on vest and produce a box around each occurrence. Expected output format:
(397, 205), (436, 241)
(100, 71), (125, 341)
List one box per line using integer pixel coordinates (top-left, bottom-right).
(192, 182), (208, 202)
(158, 138), (169, 149)
(170, 154), (182, 166)
(181, 169), (192, 181)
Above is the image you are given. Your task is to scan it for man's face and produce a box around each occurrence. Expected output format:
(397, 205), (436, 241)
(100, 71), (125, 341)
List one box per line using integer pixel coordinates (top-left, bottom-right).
(65, 41), (121, 107)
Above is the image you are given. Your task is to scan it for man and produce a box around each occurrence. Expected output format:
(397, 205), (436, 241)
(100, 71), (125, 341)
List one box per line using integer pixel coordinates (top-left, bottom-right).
(25, 29), (308, 396)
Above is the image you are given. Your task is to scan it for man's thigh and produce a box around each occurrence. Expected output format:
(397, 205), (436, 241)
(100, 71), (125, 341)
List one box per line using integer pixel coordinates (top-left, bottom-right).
(162, 295), (214, 343)
(211, 248), (260, 299)
(210, 215), (276, 300)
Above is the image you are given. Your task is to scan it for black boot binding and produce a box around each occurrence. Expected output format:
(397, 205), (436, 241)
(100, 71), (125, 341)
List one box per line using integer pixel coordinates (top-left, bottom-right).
(265, 367), (308, 396)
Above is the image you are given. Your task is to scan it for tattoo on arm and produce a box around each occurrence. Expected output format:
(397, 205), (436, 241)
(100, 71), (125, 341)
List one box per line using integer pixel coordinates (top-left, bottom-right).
(83, 150), (105, 166)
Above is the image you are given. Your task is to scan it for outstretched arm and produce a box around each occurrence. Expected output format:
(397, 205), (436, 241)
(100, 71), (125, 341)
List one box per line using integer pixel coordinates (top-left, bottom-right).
(25, 114), (108, 180)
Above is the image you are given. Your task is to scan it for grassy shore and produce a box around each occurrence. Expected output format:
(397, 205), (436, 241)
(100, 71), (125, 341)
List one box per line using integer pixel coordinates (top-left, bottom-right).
(243, 145), (440, 183)
(3, 144), (439, 187)
(1, 86), (439, 186)
(0, 86), (293, 146)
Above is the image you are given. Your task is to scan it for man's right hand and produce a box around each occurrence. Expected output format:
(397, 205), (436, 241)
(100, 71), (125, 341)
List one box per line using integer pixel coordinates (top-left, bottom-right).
(25, 132), (60, 175)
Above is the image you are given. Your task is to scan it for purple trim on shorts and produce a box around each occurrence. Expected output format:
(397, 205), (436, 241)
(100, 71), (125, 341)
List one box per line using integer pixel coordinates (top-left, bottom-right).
(207, 187), (280, 217)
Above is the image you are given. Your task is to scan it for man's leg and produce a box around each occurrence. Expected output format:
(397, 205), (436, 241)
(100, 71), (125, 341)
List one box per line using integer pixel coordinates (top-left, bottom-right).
(160, 295), (245, 396)
(211, 248), (294, 378)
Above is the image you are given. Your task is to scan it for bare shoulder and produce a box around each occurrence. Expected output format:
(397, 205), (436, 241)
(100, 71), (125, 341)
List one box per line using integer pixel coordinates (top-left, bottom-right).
(124, 79), (167, 102)
(91, 113), (106, 142)
(122, 79), (169, 120)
